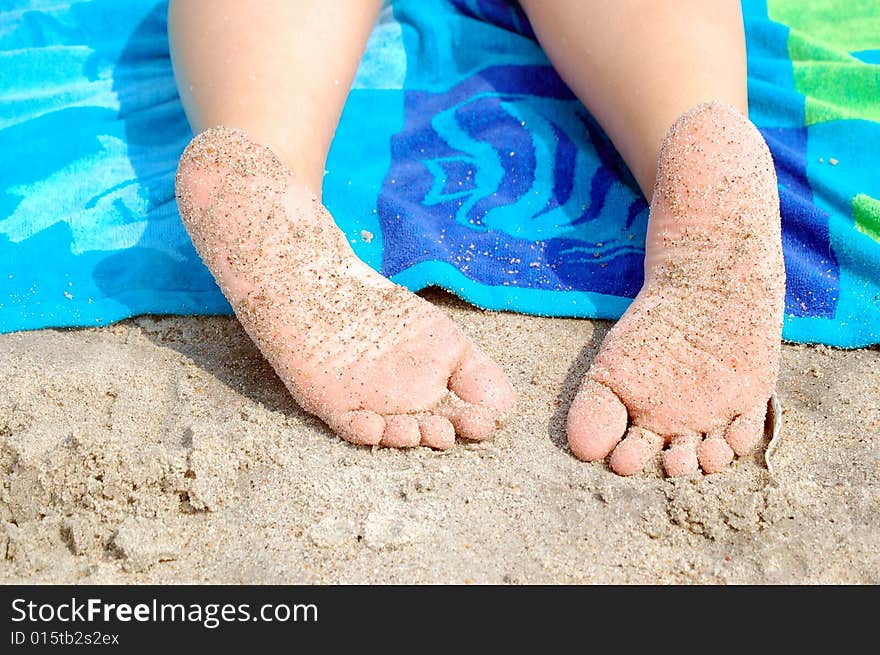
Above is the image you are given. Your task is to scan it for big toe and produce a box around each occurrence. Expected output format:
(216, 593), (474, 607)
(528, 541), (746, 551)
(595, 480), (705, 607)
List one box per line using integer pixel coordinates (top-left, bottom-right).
(442, 345), (517, 441)
(566, 379), (629, 462)
(448, 345), (517, 416)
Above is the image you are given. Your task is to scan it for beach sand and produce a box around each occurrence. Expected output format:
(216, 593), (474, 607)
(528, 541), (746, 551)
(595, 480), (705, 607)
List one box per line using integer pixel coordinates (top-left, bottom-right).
(1, 289), (877, 583)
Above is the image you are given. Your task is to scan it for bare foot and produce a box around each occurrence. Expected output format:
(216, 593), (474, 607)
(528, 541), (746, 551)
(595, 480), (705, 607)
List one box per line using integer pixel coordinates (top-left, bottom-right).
(175, 128), (516, 449)
(566, 102), (784, 476)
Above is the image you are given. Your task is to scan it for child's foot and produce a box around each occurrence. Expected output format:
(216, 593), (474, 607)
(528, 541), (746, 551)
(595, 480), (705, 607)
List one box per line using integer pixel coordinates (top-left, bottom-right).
(175, 128), (516, 449)
(566, 102), (785, 476)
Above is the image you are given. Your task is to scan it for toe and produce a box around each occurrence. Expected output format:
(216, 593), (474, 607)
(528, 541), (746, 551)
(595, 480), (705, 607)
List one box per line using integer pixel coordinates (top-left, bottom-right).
(448, 346), (517, 416)
(333, 410), (385, 446)
(724, 402), (767, 456)
(609, 426), (664, 476)
(444, 403), (497, 441)
(380, 415), (421, 448)
(662, 435), (700, 476)
(566, 379), (628, 462)
(697, 436), (735, 474)
(418, 415), (456, 450)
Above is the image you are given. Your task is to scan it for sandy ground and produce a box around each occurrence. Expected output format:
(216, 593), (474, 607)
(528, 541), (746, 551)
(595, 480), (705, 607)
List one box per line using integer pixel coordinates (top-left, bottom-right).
(1, 290), (877, 584)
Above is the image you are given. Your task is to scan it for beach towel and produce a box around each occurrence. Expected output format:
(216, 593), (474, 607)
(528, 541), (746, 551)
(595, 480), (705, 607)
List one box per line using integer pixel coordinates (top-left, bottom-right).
(2, 0), (879, 347)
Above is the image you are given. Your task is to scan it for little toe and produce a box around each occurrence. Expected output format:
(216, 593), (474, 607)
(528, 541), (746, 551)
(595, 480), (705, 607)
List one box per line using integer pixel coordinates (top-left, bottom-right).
(566, 379), (628, 462)
(609, 426), (665, 476)
(662, 435), (700, 477)
(418, 415), (456, 450)
(380, 415), (421, 448)
(698, 436), (735, 474)
(724, 402), (767, 456)
(448, 346), (517, 417)
(332, 410), (385, 446)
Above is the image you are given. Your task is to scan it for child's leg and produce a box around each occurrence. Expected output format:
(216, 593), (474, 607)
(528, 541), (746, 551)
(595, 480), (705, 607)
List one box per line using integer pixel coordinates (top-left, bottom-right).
(522, 0), (747, 198)
(169, 0), (380, 193)
(521, 0), (784, 475)
(169, 1), (516, 449)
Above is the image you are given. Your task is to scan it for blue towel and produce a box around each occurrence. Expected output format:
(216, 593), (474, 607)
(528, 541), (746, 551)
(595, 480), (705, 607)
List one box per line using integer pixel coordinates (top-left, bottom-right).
(2, 0), (879, 346)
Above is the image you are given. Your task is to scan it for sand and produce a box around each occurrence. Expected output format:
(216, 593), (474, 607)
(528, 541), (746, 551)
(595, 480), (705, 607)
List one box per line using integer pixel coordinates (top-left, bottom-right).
(1, 290), (877, 584)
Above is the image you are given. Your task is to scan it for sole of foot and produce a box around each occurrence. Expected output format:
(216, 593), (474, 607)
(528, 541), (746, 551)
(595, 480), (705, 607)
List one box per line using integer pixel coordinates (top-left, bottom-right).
(566, 102), (785, 477)
(175, 127), (517, 450)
